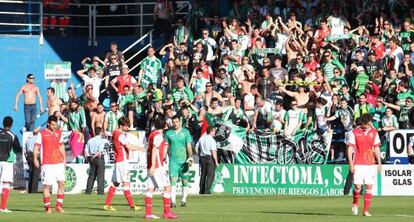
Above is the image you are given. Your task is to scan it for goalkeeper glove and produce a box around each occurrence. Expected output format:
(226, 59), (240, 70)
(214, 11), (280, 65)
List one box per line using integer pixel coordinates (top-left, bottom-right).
(186, 157), (194, 166)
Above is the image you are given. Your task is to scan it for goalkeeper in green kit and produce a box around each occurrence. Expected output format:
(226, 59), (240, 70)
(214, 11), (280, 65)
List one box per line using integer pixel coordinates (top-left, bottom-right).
(164, 115), (193, 207)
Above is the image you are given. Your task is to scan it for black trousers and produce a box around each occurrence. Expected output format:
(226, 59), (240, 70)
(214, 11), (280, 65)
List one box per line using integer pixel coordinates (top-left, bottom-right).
(85, 156), (105, 194)
(199, 156), (216, 194)
(26, 154), (40, 193)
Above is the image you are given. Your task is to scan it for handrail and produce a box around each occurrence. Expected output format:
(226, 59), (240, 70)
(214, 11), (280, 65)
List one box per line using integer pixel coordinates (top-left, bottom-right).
(123, 29), (153, 54)
(125, 44), (151, 64)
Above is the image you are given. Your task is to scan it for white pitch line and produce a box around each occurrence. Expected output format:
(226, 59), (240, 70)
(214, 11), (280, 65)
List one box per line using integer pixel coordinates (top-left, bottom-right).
(177, 211), (414, 218)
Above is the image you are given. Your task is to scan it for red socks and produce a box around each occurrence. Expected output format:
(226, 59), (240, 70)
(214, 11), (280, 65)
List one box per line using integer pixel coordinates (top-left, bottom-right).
(123, 189), (135, 208)
(56, 194), (64, 207)
(43, 196), (51, 210)
(353, 190), (360, 206)
(145, 193), (153, 215)
(1, 188), (10, 210)
(105, 185), (116, 206)
(163, 193), (171, 214)
(363, 193), (372, 212)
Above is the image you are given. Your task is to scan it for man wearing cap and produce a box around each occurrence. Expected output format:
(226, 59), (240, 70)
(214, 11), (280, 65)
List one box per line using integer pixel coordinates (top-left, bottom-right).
(110, 64), (137, 99)
(14, 74), (45, 131)
(366, 51), (384, 77)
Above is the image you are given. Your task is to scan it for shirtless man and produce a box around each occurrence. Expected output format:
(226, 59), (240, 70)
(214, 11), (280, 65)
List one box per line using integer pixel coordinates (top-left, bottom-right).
(14, 74), (45, 131)
(200, 83), (224, 107)
(83, 84), (98, 112)
(280, 84), (310, 110)
(47, 87), (62, 116)
(91, 103), (106, 136)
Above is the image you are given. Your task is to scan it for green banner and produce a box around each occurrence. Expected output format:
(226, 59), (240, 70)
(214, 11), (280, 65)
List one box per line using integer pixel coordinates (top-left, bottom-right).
(211, 164), (349, 196)
(44, 61), (72, 79)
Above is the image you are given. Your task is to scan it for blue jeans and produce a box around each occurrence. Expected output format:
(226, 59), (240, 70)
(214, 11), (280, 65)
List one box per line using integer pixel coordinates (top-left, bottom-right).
(24, 104), (37, 131)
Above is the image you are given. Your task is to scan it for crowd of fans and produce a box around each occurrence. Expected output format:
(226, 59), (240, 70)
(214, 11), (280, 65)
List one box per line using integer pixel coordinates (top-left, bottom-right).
(39, 0), (414, 163)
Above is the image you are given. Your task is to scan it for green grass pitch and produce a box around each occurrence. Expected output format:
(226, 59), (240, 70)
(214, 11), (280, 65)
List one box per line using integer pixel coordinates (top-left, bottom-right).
(2, 192), (414, 222)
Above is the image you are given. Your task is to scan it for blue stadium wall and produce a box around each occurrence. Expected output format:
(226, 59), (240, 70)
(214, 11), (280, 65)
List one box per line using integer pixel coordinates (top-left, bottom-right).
(0, 35), (142, 137)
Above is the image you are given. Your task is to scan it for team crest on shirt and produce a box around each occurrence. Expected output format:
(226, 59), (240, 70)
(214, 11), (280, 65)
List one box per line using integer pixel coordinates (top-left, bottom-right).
(369, 132), (373, 138)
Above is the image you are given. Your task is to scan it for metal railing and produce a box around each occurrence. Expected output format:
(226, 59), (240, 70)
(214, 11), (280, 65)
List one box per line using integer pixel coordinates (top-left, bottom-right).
(0, 1), (191, 46)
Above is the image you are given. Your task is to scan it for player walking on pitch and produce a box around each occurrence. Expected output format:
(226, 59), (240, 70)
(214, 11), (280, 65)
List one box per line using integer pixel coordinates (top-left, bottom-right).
(34, 116), (66, 213)
(104, 117), (143, 211)
(165, 115), (193, 207)
(145, 118), (178, 219)
(0, 116), (22, 213)
(347, 114), (382, 217)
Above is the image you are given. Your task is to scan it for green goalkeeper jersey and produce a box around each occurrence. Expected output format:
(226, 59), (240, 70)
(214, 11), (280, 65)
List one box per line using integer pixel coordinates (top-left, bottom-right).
(165, 128), (192, 162)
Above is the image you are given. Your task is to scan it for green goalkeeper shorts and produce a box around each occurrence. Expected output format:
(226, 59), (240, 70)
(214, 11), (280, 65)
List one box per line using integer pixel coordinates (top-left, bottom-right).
(169, 160), (190, 180)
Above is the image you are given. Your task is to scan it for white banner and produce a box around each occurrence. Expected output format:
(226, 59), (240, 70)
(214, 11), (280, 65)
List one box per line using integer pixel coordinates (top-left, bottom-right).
(44, 62), (72, 79)
(381, 165), (414, 196)
(55, 163), (200, 195)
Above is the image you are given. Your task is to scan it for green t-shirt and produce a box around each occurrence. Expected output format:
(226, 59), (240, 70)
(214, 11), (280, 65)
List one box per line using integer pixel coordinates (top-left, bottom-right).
(140, 56), (162, 88)
(165, 128), (192, 161)
(354, 72), (370, 96)
(169, 87), (194, 105)
(397, 90), (414, 105)
(372, 106), (386, 128)
(399, 31), (414, 52)
(322, 59), (344, 81)
(330, 76), (348, 87)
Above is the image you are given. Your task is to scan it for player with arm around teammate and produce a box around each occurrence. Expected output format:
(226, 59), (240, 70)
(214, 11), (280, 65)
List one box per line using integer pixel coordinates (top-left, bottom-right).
(347, 114), (382, 217)
(144, 117), (179, 219)
(103, 117), (143, 211)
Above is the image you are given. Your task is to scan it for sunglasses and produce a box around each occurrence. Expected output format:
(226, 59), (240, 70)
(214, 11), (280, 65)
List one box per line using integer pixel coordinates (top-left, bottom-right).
(28, 77), (35, 79)
(291, 104), (297, 106)
(111, 105), (117, 107)
(202, 32), (208, 35)
(206, 85), (212, 87)
(324, 54), (330, 57)
(110, 58), (117, 60)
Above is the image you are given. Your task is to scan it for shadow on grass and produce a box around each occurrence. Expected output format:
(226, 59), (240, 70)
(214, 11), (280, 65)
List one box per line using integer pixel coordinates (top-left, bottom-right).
(260, 211), (348, 216)
(66, 213), (136, 219)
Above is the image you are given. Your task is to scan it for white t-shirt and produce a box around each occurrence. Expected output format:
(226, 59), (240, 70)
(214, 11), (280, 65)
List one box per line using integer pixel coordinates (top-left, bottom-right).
(329, 16), (346, 36)
(255, 101), (272, 118)
(244, 93), (255, 112)
(275, 33), (288, 55)
(315, 106), (329, 130)
(82, 75), (102, 99)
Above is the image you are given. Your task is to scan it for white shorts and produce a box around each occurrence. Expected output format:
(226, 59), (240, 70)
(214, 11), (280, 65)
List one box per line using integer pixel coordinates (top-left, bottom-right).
(0, 162), (13, 183)
(112, 161), (130, 183)
(41, 163), (65, 185)
(354, 165), (377, 185)
(147, 167), (170, 189)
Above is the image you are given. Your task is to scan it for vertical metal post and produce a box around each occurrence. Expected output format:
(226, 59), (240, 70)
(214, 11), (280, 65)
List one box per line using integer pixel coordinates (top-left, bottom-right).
(39, 1), (44, 46)
(28, 0), (32, 34)
(93, 5), (97, 46)
(149, 31), (152, 47)
(140, 4), (143, 45)
(88, 5), (92, 46)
